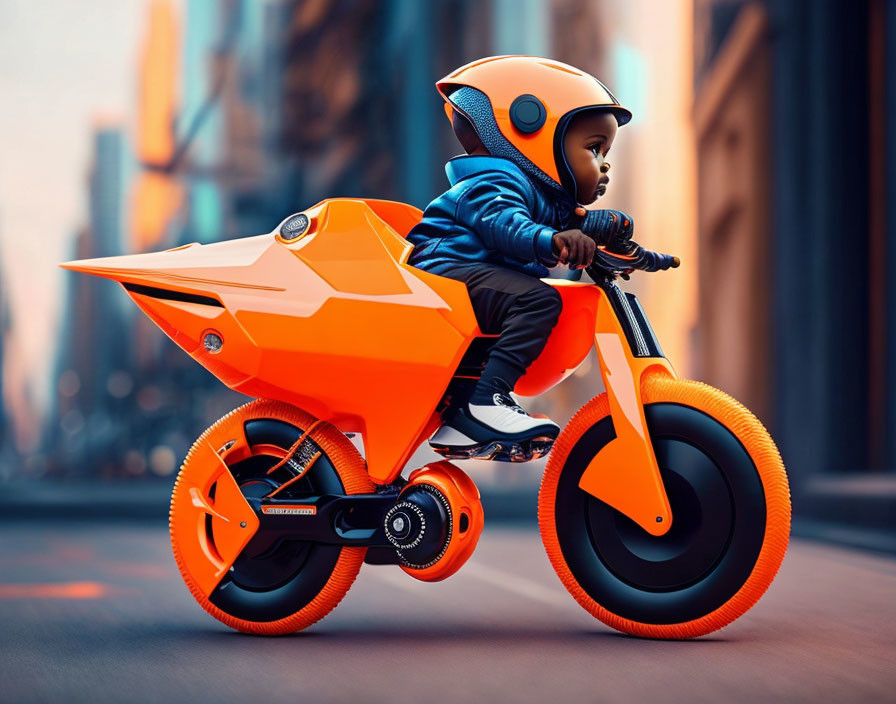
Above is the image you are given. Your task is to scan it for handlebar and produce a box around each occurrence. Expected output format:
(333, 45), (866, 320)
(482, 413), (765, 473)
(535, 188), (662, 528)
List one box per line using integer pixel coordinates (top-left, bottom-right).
(569, 208), (679, 280)
(586, 243), (679, 280)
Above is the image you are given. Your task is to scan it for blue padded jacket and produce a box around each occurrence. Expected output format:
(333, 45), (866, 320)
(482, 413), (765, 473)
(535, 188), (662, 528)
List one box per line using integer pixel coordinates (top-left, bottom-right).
(406, 155), (579, 279)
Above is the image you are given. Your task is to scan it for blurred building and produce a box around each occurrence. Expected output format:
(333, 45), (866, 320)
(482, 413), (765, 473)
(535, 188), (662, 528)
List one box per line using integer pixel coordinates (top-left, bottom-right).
(278, 0), (533, 212)
(132, 0), (182, 253)
(693, 0), (896, 543)
(0, 249), (13, 474)
(0, 245), (37, 469)
(51, 125), (133, 476)
(177, 0), (226, 245)
(175, 0), (286, 242)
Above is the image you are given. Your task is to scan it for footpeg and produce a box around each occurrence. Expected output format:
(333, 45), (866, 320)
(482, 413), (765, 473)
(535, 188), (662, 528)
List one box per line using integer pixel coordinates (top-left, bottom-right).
(429, 436), (555, 463)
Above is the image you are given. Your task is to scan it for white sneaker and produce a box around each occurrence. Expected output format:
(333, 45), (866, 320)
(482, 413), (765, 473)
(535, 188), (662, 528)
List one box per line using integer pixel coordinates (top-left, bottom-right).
(428, 389), (559, 462)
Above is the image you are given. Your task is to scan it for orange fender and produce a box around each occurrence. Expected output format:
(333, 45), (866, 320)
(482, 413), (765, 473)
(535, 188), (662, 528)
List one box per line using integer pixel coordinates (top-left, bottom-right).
(577, 288), (677, 536)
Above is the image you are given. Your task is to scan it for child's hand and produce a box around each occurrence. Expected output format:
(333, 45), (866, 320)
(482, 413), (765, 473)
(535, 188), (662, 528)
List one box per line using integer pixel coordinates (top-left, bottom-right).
(580, 209), (635, 254)
(552, 229), (596, 269)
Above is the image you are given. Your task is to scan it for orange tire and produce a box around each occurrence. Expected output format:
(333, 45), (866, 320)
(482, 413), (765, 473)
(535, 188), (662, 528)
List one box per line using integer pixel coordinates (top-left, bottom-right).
(170, 399), (374, 635)
(539, 373), (790, 639)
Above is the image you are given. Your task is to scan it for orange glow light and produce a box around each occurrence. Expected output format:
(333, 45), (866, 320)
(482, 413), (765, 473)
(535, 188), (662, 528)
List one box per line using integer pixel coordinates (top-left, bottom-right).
(0, 581), (129, 599)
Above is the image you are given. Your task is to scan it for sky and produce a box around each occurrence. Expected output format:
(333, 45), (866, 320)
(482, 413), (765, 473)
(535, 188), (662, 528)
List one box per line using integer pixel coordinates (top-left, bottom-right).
(0, 0), (149, 426)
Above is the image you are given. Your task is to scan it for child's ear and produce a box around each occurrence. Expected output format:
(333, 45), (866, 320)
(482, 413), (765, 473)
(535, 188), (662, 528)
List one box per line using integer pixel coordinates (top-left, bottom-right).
(444, 103), (454, 121)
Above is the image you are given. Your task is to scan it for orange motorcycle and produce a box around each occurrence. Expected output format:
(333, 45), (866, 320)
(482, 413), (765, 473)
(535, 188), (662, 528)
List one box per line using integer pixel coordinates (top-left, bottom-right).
(62, 198), (790, 639)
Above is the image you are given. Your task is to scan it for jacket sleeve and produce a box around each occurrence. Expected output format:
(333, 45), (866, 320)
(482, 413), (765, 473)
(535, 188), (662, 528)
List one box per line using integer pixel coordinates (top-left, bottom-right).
(452, 172), (559, 267)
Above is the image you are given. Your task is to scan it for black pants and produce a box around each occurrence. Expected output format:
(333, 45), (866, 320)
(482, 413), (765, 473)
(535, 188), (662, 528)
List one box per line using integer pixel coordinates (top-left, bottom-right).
(436, 262), (563, 392)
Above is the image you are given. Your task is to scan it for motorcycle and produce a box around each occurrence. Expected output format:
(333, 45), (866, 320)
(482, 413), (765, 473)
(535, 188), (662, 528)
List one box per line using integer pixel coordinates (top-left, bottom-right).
(62, 197), (790, 638)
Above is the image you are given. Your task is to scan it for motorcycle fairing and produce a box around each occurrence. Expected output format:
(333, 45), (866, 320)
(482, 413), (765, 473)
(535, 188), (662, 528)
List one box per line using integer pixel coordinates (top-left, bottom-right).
(62, 199), (481, 483)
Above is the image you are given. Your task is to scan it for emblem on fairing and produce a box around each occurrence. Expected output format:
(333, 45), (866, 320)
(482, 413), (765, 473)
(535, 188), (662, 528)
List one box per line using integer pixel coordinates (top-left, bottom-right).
(279, 213), (310, 240)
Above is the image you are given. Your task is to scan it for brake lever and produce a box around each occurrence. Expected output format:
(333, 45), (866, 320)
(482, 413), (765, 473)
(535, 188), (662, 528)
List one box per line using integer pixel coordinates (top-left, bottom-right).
(587, 246), (639, 279)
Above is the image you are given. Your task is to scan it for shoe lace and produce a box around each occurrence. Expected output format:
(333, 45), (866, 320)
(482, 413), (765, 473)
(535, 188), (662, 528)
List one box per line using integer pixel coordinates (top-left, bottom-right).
(493, 392), (527, 415)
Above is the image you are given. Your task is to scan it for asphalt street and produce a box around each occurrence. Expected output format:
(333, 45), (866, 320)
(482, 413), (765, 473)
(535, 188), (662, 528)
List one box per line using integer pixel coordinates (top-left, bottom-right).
(1, 521), (894, 704)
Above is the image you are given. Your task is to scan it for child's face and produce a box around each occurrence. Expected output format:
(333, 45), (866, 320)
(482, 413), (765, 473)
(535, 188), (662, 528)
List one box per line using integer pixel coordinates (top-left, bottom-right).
(562, 111), (618, 205)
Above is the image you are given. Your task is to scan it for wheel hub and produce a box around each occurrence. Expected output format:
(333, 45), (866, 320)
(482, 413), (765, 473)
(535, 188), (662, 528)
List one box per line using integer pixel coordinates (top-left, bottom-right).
(384, 485), (452, 569)
(587, 438), (734, 591)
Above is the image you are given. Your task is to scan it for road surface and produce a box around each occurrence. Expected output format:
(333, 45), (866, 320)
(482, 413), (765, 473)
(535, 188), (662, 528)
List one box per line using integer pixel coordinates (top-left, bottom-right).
(1, 522), (894, 703)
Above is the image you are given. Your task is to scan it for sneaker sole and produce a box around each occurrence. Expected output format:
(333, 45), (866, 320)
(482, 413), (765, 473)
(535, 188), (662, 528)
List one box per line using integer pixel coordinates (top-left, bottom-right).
(429, 435), (556, 463)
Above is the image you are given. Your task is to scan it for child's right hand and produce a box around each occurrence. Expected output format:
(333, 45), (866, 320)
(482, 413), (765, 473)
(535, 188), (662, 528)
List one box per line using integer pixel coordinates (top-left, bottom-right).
(552, 229), (596, 269)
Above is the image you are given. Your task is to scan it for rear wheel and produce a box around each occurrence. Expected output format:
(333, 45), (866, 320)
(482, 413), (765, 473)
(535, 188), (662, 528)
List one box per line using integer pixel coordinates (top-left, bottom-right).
(170, 399), (374, 635)
(539, 373), (790, 639)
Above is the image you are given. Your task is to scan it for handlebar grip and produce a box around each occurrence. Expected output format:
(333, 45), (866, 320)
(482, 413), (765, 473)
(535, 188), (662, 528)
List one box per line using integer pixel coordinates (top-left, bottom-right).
(586, 241), (680, 278)
(634, 248), (680, 272)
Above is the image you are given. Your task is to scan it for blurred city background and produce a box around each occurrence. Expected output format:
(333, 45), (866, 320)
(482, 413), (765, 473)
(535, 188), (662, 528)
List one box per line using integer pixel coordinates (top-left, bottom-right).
(0, 0), (893, 550)
(2, 2), (895, 701)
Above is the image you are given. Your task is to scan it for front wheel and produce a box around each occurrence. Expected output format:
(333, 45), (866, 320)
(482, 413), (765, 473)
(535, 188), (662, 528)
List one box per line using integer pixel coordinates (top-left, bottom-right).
(539, 373), (790, 639)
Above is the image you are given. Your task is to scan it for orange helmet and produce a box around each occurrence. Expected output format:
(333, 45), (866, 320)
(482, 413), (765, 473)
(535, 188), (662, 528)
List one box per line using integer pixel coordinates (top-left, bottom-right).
(437, 56), (631, 202)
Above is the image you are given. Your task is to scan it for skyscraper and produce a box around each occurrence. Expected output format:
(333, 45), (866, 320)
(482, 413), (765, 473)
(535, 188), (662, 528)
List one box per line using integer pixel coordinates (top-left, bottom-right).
(52, 125), (131, 476)
(175, 0), (288, 244)
(132, 0), (182, 252)
(0, 245), (11, 472)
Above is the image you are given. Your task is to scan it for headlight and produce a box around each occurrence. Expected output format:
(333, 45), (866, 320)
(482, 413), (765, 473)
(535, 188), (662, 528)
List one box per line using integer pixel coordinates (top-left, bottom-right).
(203, 331), (223, 353)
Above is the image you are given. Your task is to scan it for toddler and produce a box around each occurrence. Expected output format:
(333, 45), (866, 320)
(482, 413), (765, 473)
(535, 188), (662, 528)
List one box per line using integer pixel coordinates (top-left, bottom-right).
(407, 56), (636, 456)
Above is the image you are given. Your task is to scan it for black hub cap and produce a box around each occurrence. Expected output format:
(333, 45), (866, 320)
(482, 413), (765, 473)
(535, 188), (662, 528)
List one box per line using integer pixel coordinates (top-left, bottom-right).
(554, 403), (766, 625)
(586, 438), (734, 591)
(392, 485), (452, 570)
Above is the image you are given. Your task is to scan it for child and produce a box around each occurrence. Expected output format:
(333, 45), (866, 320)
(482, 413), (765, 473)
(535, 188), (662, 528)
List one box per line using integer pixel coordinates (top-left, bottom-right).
(406, 56), (637, 457)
